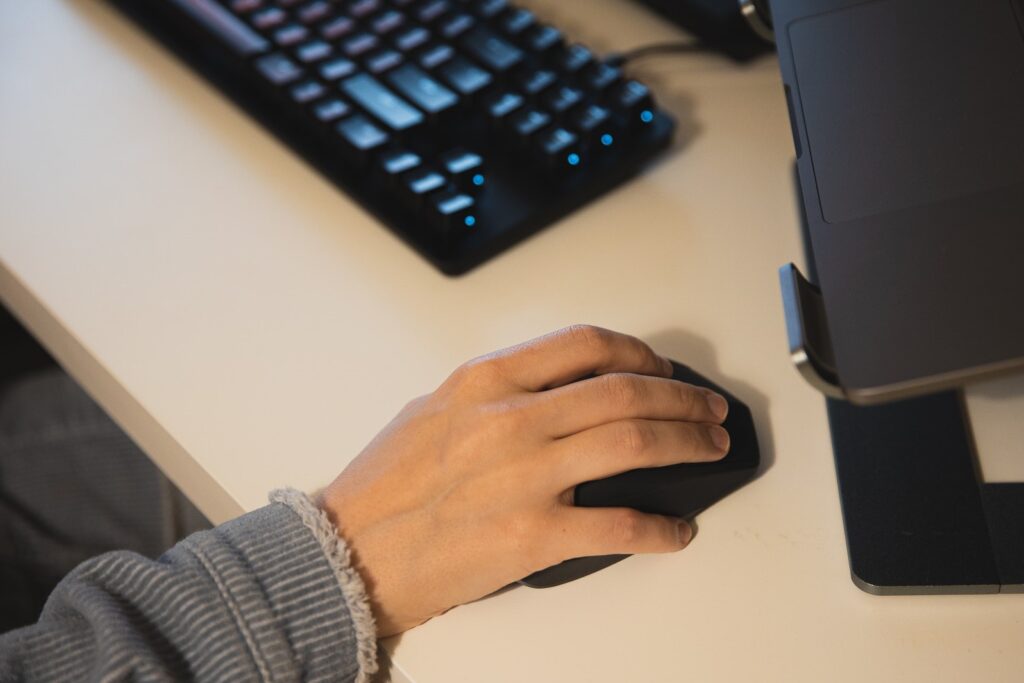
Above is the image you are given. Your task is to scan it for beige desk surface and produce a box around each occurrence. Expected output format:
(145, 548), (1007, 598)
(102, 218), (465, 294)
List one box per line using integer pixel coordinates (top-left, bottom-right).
(3, 1), (1022, 681)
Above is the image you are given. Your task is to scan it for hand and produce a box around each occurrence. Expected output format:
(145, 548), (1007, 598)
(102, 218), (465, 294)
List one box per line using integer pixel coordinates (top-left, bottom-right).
(318, 325), (730, 637)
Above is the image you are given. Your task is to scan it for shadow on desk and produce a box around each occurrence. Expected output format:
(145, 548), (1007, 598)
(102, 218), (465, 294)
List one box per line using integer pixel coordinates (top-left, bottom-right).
(646, 327), (776, 474)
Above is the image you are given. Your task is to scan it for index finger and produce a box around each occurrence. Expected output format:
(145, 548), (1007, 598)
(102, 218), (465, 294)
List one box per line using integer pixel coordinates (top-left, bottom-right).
(490, 325), (673, 391)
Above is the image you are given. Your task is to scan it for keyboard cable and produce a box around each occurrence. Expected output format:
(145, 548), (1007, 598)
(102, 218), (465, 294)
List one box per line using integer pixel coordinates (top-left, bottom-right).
(606, 41), (710, 67)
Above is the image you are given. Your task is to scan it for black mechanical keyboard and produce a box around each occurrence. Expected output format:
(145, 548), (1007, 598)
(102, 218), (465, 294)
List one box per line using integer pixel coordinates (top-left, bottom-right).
(107, 0), (676, 274)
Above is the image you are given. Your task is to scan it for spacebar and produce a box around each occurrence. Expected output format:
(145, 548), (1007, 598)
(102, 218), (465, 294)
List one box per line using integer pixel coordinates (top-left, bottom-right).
(167, 0), (270, 56)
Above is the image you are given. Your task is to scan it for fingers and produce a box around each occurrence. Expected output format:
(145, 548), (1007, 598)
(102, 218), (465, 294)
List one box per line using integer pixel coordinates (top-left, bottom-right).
(548, 419), (729, 486)
(488, 325), (673, 391)
(546, 507), (693, 561)
(536, 372), (729, 437)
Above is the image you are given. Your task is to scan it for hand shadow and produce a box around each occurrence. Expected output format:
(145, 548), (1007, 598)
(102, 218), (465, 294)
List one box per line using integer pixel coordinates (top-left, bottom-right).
(644, 328), (776, 476)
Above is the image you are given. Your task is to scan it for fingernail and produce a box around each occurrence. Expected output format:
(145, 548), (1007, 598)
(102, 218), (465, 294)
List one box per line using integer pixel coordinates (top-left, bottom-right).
(708, 425), (730, 454)
(661, 356), (675, 376)
(705, 391), (728, 421)
(678, 521), (693, 546)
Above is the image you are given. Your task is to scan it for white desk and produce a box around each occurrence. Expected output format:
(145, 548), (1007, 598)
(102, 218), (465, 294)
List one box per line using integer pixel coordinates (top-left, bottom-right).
(3, 1), (1022, 681)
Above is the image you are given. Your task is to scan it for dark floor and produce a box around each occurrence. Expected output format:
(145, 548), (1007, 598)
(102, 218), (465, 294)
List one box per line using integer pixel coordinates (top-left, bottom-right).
(0, 306), (55, 388)
(0, 303), (210, 632)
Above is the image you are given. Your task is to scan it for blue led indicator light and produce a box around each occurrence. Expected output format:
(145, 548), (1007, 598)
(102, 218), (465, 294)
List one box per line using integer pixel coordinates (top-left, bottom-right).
(472, 173), (485, 187)
(567, 152), (581, 166)
(600, 133), (614, 147)
(640, 109), (654, 123)
(464, 215), (476, 227)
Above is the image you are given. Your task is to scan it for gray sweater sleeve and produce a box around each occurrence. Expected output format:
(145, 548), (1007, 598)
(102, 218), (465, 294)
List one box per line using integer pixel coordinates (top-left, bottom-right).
(0, 489), (378, 682)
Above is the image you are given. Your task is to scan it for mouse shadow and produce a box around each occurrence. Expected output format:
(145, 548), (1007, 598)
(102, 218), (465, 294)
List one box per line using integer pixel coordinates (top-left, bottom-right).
(644, 328), (777, 477)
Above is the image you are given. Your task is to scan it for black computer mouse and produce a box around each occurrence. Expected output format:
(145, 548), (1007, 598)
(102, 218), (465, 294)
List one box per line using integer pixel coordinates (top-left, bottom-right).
(520, 361), (761, 588)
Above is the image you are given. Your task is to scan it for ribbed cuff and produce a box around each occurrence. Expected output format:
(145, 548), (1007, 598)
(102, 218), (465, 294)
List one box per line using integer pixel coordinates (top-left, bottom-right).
(198, 490), (378, 682)
(270, 488), (378, 682)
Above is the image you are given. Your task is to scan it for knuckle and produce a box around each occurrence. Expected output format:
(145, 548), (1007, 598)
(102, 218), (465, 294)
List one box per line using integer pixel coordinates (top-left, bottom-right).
(611, 510), (647, 546)
(673, 423), (706, 459)
(453, 356), (505, 387)
(685, 423), (707, 452)
(446, 361), (474, 388)
(603, 374), (645, 409)
(617, 420), (654, 457)
(493, 397), (529, 431)
(401, 394), (429, 413)
(676, 382), (700, 412)
(567, 324), (614, 358)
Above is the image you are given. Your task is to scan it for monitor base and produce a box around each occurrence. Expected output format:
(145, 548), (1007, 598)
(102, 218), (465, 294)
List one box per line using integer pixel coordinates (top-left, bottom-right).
(827, 391), (1024, 594)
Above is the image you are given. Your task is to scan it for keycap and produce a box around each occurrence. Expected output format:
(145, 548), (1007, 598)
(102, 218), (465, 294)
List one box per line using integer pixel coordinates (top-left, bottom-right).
(473, 0), (507, 19)
(251, 6), (287, 30)
(340, 73), (425, 131)
(297, 1), (331, 24)
(556, 43), (592, 74)
(320, 57), (357, 81)
(295, 40), (332, 63)
(508, 107), (550, 139)
(366, 50), (404, 74)
(418, 43), (455, 69)
(416, 0), (451, 23)
(523, 25), (562, 55)
(582, 61), (620, 93)
(313, 97), (352, 122)
(429, 191), (476, 234)
(394, 26), (430, 52)
(343, 32), (380, 57)
(535, 126), (580, 169)
(349, 0), (381, 18)
(403, 167), (447, 205)
(460, 26), (523, 73)
(500, 8), (535, 37)
(379, 149), (422, 177)
(484, 90), (524, 127)
(542, 85), (583, 116)
(372, 10), (405, 35)
(169, 0), (269, 55)
(336, 114), (389, 163)
(387, 63), (459, 115)
(438, 57), (492, 97)
(571, 103), (612, 132)
(321, 16), (356, 40)
(517, 68), (556, 97)
(290, 79), (326, 103)
(274, 24), (309, 48)
(439, 149), (485, 190)
(570, 102), (616, 148)
(230, 0), (262, 13)
(610, 80), (655, 125)
(254, 53), (304, 85)
(438, 13), (475, 40)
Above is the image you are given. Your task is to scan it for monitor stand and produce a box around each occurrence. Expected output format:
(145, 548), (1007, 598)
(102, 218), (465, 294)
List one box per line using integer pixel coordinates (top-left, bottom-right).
(779, 170), (1024, 593)
(781, 263), (1024, 593)
(826, 390), (1024, 594)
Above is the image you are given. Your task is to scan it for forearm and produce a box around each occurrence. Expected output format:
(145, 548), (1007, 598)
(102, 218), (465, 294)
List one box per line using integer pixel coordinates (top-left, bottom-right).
(0, 489), (377, 682)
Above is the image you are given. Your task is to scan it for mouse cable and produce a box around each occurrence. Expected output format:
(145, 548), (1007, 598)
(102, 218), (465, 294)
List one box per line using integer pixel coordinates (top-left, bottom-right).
(606, 41), (710, 67)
